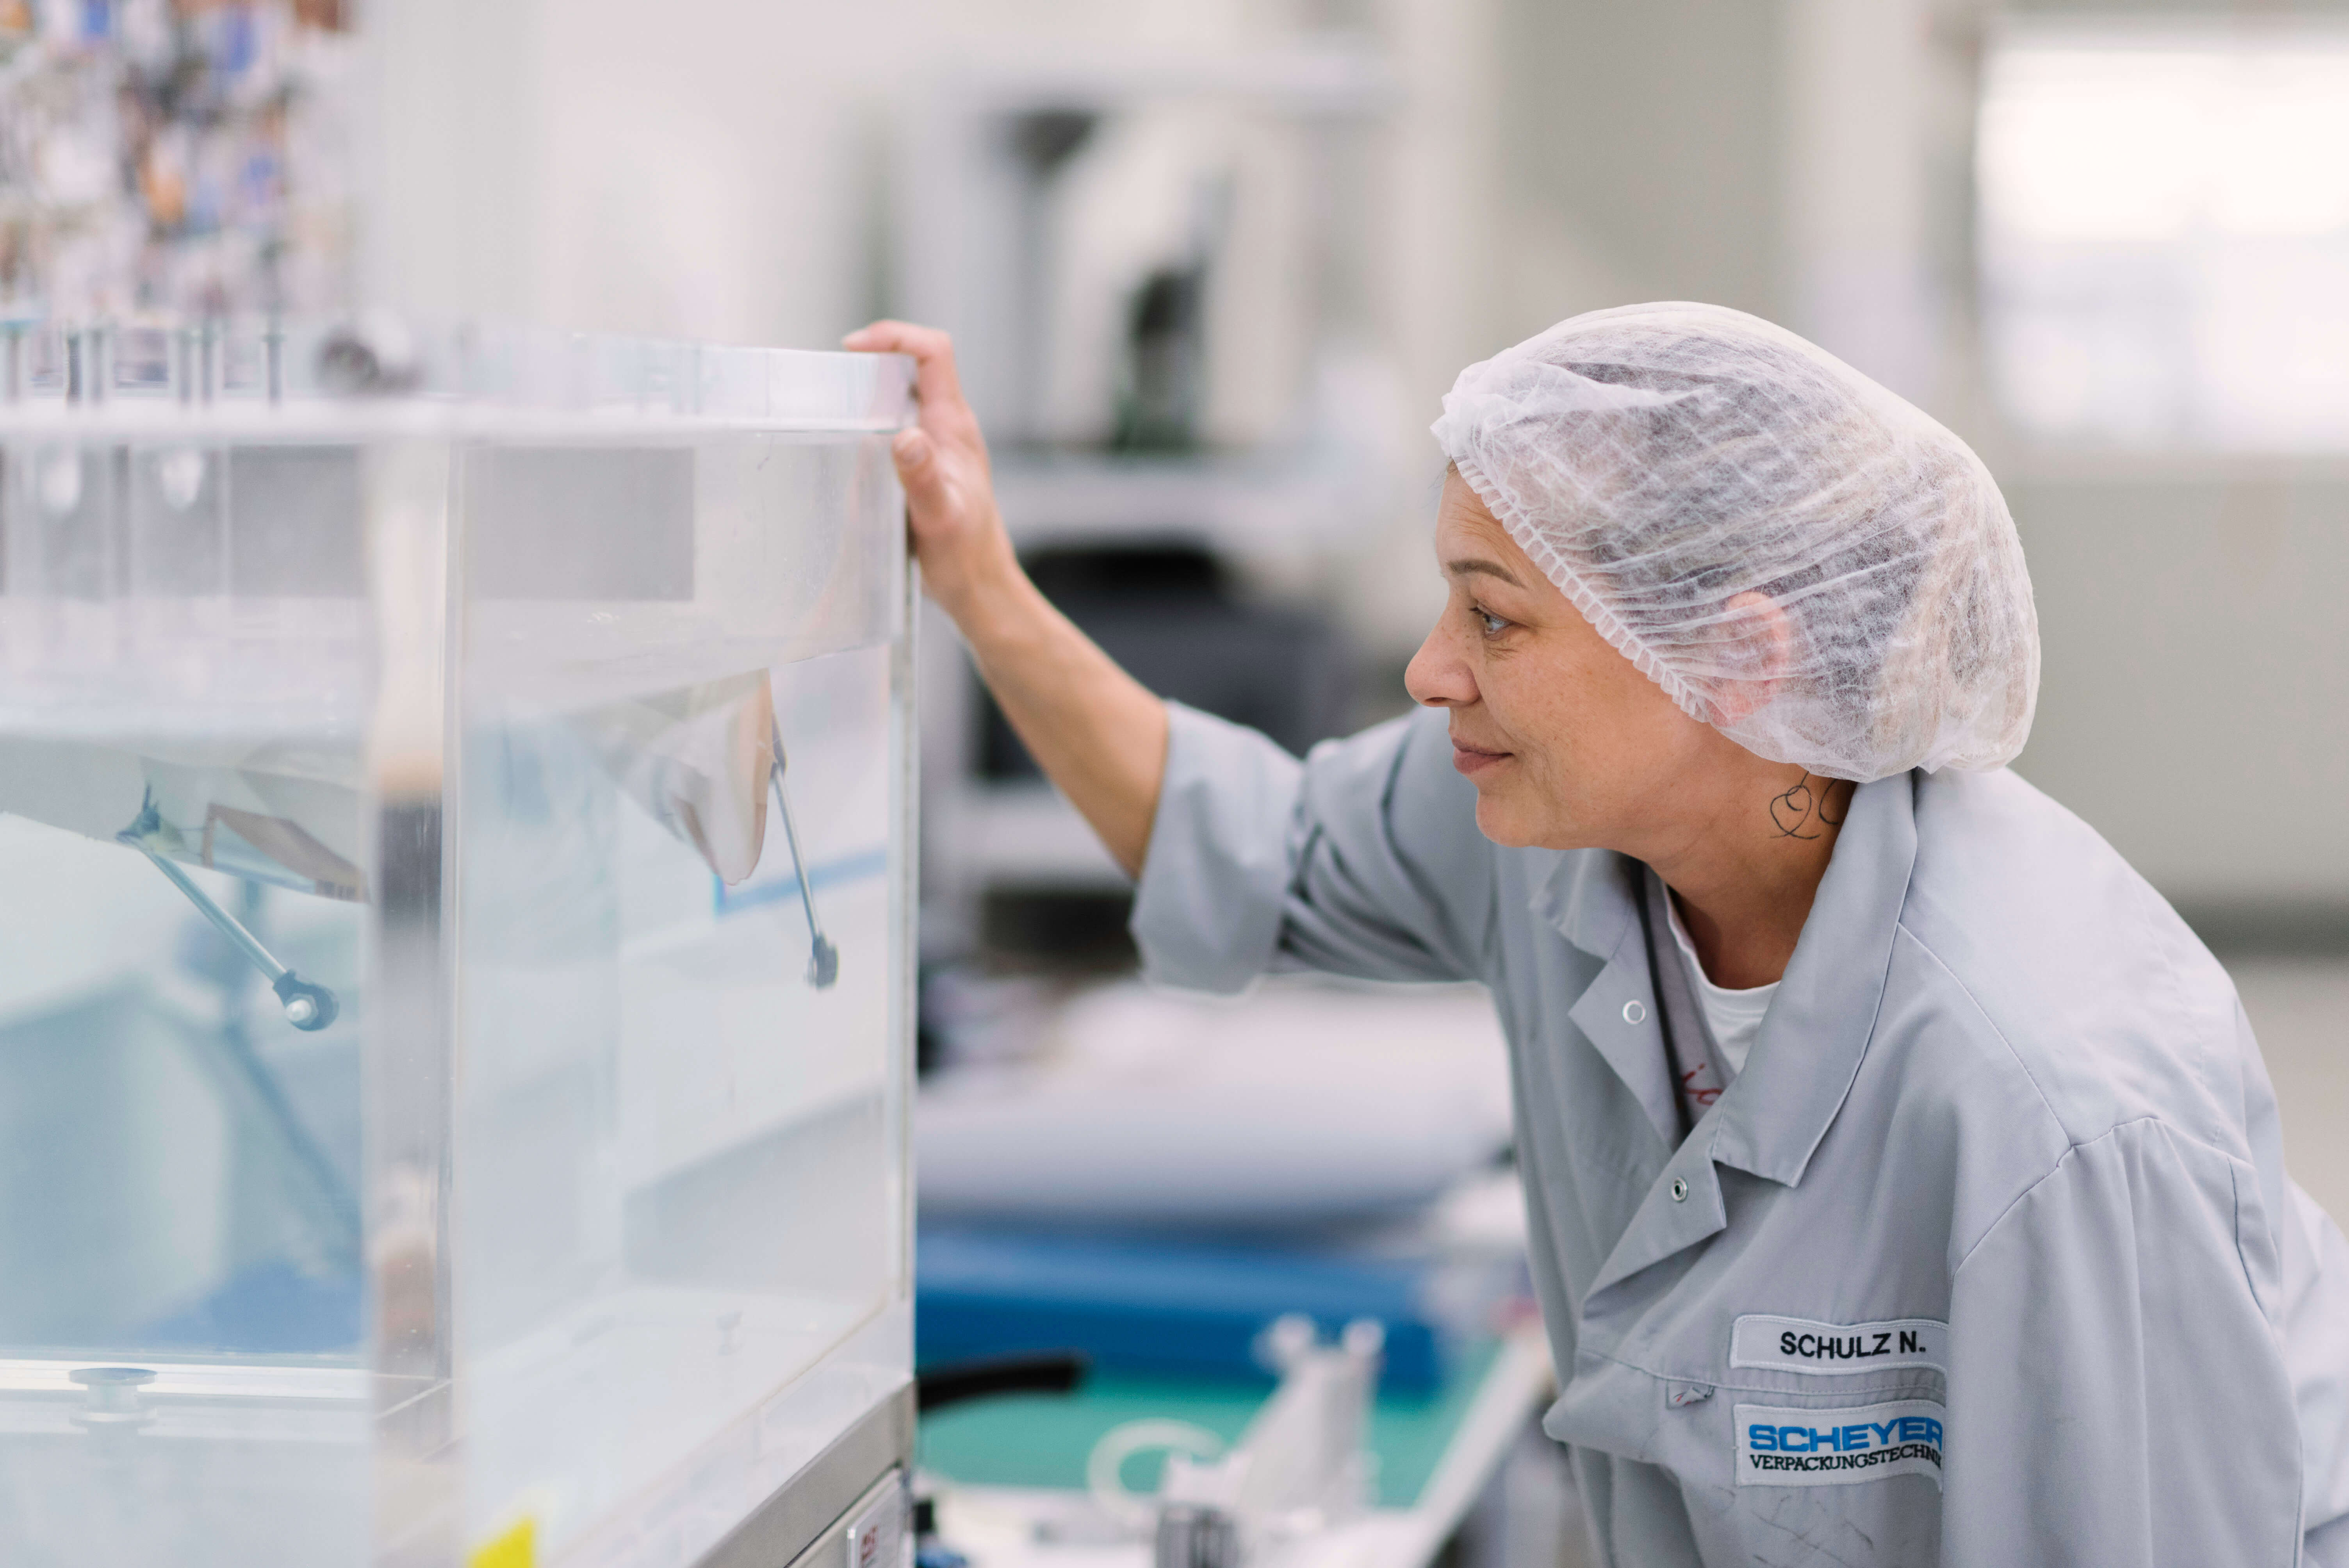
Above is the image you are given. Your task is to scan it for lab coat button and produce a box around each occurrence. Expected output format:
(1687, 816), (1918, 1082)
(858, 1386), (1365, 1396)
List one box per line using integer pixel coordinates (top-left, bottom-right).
(1670, 1177), (1690, 1202)
(1623, 1000), (1647, 1025)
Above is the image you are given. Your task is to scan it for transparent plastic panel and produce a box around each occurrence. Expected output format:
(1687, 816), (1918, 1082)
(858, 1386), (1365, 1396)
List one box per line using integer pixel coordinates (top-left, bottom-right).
(0, 435), (373, 1568)
(0, 827), (371, 1568)
(448, 421), (911, 1564)
(455, 644), (905, 1560)
(459, 433), (904, 708)
(0, 319), (913, 426)
(0, 326), (914, 1568)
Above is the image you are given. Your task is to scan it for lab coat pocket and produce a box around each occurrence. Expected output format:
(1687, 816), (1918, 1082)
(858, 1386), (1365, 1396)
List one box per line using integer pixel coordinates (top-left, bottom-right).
(1544, 1349), (1703, 1468)
(1549, 1351), (1948, 1566)
(1699, 1384), (1947, 1566)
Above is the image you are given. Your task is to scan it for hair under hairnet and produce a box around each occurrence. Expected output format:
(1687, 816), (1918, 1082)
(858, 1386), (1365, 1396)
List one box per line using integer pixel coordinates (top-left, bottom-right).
(1431, 303), (2037, 782)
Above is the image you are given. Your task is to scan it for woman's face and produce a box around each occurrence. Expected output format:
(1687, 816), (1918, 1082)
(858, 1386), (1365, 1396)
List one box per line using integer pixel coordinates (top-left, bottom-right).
(1404, 473), (1732, 852)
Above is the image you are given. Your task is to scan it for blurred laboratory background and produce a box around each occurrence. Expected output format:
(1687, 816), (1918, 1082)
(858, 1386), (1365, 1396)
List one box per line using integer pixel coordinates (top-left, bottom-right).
(1, 0), (2344, 1565)
(356, 0), (2349, 1250)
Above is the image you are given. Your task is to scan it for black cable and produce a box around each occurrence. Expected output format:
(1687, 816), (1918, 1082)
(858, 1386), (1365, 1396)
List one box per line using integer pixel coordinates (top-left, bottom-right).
(916, 1352), (1090, 1414)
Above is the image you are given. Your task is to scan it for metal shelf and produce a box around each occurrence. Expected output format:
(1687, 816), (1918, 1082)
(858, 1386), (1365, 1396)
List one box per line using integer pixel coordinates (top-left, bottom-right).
(993, 447), (1374, 551)
(937, 782), (1128, 890)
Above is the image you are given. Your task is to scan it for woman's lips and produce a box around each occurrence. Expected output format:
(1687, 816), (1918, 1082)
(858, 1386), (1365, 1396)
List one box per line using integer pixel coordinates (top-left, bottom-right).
(1451, 741), (1511, 777)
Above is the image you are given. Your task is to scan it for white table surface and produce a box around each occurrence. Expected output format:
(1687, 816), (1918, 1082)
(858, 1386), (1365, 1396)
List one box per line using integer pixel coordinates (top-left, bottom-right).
(931, 1326), (1555, 1568)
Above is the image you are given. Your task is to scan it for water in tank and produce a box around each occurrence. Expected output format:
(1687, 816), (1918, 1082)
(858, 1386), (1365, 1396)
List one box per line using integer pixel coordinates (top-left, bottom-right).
(0, 319), (917, 1567)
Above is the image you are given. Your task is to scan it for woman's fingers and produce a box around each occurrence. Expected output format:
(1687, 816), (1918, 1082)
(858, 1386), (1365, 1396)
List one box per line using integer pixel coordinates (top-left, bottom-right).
(892, 428), (959, 533)
(851, 321), (1009, 616)
(844, 319), (968, 415)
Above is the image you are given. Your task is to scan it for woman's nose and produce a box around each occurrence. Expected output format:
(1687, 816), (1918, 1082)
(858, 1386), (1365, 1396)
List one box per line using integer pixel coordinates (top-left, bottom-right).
(1404, 624), (1477, 708)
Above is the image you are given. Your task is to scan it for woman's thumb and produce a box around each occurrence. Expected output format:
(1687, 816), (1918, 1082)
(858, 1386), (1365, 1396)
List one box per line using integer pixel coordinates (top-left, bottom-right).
(893, 428), (953, 519)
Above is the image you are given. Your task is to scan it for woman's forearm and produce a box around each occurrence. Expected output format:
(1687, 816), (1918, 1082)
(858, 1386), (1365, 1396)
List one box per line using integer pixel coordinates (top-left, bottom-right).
(841, 319), (1169, 879)
(945, 544), (1167, 879)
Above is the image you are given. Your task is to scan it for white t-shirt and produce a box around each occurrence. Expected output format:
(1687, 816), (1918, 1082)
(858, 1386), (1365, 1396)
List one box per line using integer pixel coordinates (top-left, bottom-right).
(1663, 892), (1777, 1080)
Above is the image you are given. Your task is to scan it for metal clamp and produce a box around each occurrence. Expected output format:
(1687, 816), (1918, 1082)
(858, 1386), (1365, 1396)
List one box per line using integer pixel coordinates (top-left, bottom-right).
(769, 734), (839, 989)
(119, 802), (339, 1030)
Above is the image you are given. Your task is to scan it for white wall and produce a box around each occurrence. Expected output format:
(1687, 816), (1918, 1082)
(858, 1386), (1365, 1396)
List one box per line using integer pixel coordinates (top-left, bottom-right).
(369, 0), (1342, 350)
(2007, 468), (2349, 916)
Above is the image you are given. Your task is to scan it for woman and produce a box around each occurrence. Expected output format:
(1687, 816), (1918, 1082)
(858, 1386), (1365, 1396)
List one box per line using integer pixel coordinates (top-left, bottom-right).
(846, 304), (2349, 1566)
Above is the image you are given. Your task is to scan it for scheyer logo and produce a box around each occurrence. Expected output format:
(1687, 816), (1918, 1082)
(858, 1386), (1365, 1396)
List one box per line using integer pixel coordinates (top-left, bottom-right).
(1730, 1314), (1948, 1375)
(1733, 1400), (1946, 1490)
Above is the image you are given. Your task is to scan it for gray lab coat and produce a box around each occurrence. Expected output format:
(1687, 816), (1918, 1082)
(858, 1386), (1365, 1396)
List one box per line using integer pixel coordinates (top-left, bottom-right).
(1130, 702), (2349, 1567)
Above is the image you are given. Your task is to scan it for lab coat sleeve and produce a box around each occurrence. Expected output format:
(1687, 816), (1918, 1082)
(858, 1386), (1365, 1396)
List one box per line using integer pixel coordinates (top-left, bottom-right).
(2284, 1180), (2349, 1566)
(2230, 992), (2349, 1563)
(1939, 1117), (2305, 1567)
(1130, 702), (1495, 994)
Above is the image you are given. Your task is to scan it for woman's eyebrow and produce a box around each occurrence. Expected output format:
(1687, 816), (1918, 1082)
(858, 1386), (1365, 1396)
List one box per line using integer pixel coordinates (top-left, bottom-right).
(1446, 558), (1525, 588)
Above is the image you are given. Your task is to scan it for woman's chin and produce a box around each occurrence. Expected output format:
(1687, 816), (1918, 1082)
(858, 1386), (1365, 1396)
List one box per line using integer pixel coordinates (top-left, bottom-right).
(1472, 792), (1540, 849)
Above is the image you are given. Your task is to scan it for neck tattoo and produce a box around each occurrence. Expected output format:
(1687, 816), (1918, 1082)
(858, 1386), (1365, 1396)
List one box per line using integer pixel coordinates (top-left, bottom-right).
(1768, 774), (1849, 841)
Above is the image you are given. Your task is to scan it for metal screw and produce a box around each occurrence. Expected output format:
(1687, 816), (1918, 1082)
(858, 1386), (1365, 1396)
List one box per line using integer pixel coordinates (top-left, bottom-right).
(1155, 1505), (1239, 1568)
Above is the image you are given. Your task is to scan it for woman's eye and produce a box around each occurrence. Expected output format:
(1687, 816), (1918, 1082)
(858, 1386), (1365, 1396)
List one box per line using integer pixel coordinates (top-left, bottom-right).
(1476, 609), (1509, 636)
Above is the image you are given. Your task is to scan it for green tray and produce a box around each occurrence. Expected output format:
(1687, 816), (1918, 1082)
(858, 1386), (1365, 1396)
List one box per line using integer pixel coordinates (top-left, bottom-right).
(917, 1340), (1502, 1509)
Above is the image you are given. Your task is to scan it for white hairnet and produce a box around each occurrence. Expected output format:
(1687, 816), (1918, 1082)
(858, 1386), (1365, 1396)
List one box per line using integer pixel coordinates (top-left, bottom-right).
(1431, 303), (2037, 782)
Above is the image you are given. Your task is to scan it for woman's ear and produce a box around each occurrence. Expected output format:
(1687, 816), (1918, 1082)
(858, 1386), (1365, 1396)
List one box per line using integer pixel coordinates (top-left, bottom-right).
(1705, 590), (1793, 724)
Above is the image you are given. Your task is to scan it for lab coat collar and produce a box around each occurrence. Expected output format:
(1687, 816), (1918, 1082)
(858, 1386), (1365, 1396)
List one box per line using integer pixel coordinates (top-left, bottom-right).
(1529, 846), (1637, 963)
(1528, 773), (1919, 1188)
(1534, 852), (1682, 1149)
(1537, 853), (1741, 1301)
(1564, 907), (1682, 1151)
(1707, 771), (1918, 1188)
(1583, 1101), (1734, 1300)
(1570, 773), (1919, 1305)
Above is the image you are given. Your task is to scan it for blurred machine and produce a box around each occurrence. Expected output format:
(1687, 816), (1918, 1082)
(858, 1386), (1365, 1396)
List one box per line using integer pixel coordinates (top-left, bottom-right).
(0, 320), (920, 1568)
(966, 544), (1353, 957)
(893, 46), (1404, 946)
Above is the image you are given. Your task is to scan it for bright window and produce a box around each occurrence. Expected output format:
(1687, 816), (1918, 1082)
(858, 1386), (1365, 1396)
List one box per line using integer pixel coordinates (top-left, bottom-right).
(1978, 23), (2349, 449)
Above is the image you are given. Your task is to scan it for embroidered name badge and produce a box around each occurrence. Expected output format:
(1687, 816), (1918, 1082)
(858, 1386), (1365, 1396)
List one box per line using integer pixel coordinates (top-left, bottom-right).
(1734, 1399), (1946, 1490)
(1730, 1314), (1947, 1376)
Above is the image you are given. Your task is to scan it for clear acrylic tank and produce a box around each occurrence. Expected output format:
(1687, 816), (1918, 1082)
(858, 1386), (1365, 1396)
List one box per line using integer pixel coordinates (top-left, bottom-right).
(0, 320), (918, 1568)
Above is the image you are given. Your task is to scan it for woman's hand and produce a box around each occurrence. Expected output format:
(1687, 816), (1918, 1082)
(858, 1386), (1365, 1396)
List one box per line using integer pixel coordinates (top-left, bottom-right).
(841, 320), (1017, 621)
